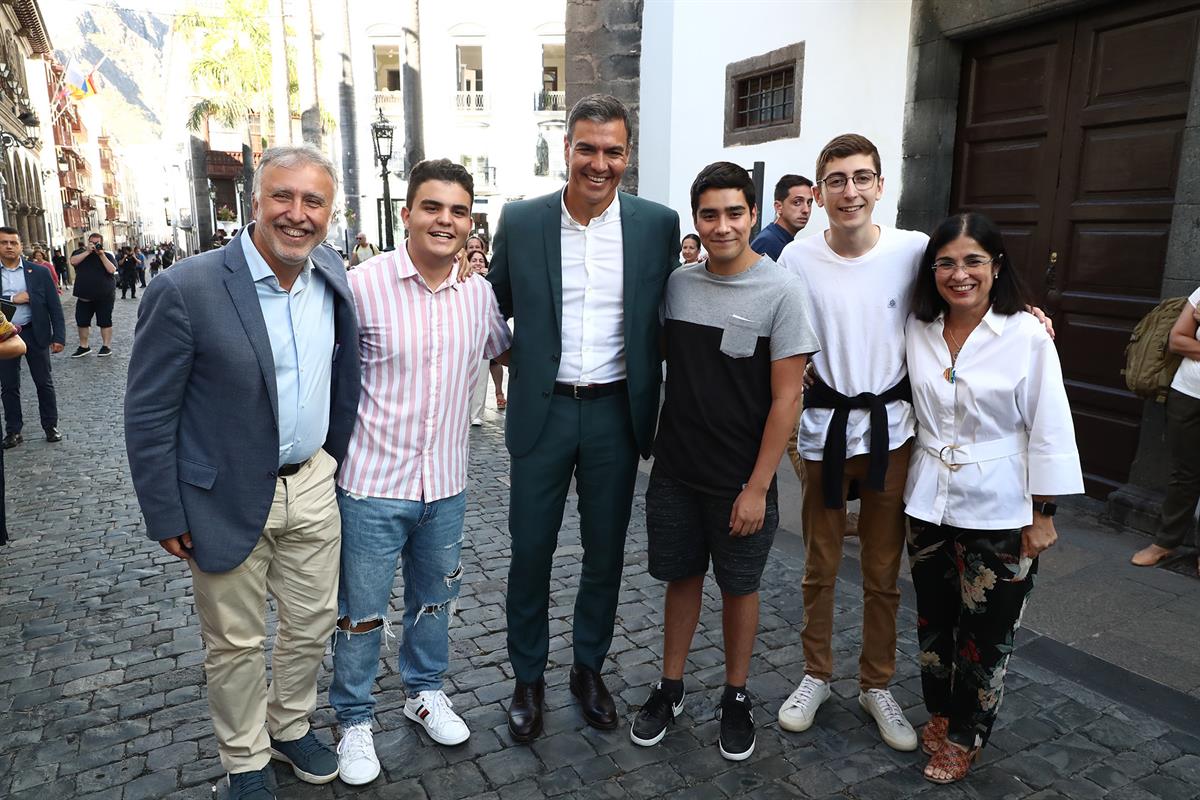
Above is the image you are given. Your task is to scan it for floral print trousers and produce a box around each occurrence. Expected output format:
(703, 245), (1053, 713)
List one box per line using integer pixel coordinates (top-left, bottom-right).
(906, 517), (1036, 749)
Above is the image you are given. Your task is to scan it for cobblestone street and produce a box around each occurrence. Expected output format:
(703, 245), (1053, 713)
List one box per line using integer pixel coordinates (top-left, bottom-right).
(3, 292), (1200, 800)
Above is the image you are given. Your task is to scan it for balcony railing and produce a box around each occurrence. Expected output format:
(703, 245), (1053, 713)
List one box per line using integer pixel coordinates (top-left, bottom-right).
(64, 207), (84, 229)
(455, 91), (490, 113)
(59, 170), (80, 191)
(374, 90), (403, 117)
(534, 90), (566, 112)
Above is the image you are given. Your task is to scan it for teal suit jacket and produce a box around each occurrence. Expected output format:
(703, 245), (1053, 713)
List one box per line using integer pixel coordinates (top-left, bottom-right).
(487, 189), (681, 459)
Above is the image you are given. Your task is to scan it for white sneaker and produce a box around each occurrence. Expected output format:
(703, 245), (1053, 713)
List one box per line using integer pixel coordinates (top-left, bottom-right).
(336, 723), (380, 786)
(404, 689), (470, 746)
(471, 417), (483, 427)
(859, 688), (918, 751)
(778, 675), (830, 732)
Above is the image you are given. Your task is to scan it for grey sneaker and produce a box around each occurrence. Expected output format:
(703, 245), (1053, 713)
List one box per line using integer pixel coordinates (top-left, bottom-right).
(269, 730), (339, 784)
(227, 767), (275, 800)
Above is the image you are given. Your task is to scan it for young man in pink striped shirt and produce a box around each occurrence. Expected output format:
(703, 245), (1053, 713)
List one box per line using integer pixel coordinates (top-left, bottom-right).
(328, 160), (511, 785)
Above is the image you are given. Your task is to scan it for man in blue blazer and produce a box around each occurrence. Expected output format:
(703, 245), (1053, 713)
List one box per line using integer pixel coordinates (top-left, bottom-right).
(488, 95), (681, 741)
(0, 226), (65, 447)
(125, 146), (360, 800)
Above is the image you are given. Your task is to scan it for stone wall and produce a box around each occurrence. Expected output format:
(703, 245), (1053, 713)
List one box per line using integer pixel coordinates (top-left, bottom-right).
(565, 0), (644, 193)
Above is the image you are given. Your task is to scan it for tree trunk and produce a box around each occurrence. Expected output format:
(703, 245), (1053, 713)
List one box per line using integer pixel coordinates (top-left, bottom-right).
(338, 0), (359, 232)
(267, 0), (290, 146)
(401, 0), (424, 174)
(297, 0), (322, 147)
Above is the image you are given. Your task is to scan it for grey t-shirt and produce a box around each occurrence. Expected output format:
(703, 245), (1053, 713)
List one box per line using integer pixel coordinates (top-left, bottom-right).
(654, 256), (820, 495)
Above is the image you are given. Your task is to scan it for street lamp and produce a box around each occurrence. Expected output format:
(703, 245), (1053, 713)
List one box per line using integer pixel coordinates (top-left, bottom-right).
(234, 174), (246, 226)
(370, 108), (395, 251)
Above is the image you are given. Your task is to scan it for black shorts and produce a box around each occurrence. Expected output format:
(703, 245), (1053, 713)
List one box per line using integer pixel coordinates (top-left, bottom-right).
(75, 296), (114, 328)
(645, 466), (778, 595)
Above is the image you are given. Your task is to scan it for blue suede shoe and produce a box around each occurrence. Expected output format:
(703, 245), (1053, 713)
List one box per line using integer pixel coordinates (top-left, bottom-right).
(269, 730), (339, 784)
(227, 767), (275, 799)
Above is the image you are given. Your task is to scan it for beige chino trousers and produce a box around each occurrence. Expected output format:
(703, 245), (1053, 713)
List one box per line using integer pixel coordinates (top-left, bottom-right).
(189, 449), (341, 773)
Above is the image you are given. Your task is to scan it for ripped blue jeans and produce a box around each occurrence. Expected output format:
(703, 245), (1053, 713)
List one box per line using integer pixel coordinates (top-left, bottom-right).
(329, 489), (466, 726)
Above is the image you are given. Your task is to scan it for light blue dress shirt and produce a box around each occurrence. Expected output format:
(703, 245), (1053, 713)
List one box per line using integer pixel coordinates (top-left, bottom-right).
(241, 227), (335, 467)
(1, 263), (30, 327)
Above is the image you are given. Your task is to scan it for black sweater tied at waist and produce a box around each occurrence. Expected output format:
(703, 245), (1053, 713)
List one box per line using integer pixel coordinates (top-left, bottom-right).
(804, 375), (912, 509)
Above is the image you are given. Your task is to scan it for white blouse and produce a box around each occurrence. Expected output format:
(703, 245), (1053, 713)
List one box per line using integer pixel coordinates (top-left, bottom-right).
(903, 308), (1084, 529)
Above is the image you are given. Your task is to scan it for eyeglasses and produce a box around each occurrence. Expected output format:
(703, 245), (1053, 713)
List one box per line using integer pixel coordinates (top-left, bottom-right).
(817, 171), (878, 193)
(931, 256), (994, 272)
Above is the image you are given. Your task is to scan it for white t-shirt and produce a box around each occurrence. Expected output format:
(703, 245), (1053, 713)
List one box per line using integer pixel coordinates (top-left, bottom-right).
(777, 225), (929, 460)
(1170, 287), (1200, 400)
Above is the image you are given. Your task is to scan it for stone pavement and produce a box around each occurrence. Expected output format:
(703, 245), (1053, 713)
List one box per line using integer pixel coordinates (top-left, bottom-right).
(2, 290), (1200, 799)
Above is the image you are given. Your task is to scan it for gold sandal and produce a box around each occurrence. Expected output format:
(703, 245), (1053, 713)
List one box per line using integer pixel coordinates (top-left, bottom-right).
(921, 715), (949, 756)
(924, 743), (979, 784)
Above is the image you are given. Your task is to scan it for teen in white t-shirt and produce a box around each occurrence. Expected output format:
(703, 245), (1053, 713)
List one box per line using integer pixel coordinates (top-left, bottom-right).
(774, 135), (921, 756)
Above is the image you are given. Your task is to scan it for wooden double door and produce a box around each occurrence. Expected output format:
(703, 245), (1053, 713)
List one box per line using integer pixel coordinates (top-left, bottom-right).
(951, 0), (1200, 498)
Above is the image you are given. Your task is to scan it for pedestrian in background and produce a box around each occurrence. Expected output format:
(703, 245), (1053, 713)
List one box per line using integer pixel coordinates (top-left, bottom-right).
(119, 246), (140, 299)
(126, 145), (360, 799)
(466, 249), (506, 423)
(69, 232), (117, 358)
(0, 227), (65, 449)
(904, 212), (1082, 783)
(30, 248), (59, 289)
(0, 311), (26, 546)
(1131, 291), (1200, 573)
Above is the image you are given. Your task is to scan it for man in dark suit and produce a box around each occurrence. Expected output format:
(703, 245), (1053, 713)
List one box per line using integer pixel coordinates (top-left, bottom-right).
(0, 226), (65, 448)
(125, 145), (360, 800)
(487, 94), (680, 742)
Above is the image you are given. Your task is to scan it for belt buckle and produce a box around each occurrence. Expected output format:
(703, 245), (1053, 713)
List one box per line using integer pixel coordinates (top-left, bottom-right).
(938, 444), (962, 472)
(573, 384), (582, 400)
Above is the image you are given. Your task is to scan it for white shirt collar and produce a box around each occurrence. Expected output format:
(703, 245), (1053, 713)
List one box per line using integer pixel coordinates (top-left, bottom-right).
(559, 188), (621, 229)
(241, 222), (314, 289)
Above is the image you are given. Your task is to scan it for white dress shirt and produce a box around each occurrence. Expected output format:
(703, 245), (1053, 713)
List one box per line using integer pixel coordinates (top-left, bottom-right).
(558, 191), (625, 384)
(903, 308), (1084, 529)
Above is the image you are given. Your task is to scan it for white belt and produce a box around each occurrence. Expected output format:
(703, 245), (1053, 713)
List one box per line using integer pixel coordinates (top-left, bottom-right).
(917, 429), (1026, 471)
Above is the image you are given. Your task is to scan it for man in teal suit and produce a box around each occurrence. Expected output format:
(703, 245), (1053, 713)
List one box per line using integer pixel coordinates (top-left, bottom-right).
(487, 95), (680, 741)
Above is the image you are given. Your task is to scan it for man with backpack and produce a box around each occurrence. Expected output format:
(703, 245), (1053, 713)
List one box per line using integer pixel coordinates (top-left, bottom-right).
(349, 232), (380, 266)
(1129, 294), (1200, 572)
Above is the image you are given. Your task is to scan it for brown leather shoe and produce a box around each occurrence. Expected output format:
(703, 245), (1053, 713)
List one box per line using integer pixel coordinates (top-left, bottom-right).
(507, 677), (545, 743)
(570, 664), (618, 730)
(1131, 544), (1176, 567)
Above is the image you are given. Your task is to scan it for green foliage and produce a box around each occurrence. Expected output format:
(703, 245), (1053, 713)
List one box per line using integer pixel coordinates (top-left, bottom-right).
(176, 0), (297, 133)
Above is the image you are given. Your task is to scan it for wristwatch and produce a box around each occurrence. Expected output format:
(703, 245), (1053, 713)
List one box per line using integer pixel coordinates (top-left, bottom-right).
(1032, 501), (1057, 517)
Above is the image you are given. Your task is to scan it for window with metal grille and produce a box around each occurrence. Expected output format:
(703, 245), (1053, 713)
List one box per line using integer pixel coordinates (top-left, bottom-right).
(735, 67), (794, 130)
(724, 43), (804, 148)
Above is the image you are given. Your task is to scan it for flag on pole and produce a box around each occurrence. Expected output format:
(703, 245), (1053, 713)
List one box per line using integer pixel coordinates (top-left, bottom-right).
(62, 59), (103, 101)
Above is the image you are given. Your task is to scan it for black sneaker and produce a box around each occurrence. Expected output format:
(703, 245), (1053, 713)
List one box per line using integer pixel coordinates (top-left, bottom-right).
(97, 346), (112, 357)
(630, 681), (685, 747)
(718, 686), (756, 761)
(69, 346), (91, 358)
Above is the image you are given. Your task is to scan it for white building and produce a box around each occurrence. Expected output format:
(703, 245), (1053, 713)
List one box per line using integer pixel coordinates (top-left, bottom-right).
(639, 0), (913, 241)
(345, 0), (567, 249)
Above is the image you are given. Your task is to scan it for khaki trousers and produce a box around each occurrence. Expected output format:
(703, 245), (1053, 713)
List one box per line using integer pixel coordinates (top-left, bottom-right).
(800, 441), (910, 689)
(190, 449), (341, 773)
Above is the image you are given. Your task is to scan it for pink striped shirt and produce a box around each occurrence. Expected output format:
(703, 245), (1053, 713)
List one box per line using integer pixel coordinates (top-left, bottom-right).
(338, 246), (511, 501)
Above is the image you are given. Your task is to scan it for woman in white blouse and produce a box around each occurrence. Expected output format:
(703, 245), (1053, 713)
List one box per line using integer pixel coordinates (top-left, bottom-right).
(903, 213), (1083, 784)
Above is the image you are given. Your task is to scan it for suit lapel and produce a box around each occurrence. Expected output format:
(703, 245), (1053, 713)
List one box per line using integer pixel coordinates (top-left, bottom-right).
(543, 194), (563, 337)
(620, 193), (640, 348)
(223, 232), (279, 424)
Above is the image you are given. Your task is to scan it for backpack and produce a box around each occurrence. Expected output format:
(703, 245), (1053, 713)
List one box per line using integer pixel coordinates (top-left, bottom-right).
(1123, 296), (1188, 402)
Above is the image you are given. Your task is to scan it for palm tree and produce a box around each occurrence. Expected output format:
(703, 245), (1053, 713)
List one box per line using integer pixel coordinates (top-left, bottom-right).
(175, 0), (295, 142)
